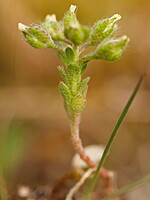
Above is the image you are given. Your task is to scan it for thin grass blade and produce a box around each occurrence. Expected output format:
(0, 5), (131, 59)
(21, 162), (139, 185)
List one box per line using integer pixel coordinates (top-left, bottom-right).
(102, 173), (150, 200)
(84, 76), (144, 200)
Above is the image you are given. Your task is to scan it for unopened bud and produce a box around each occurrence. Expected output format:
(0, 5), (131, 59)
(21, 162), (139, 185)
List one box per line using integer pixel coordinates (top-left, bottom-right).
(18, 23), (27, 32)
(64, 5), (78, 28)
(63, 5), (85, 45)
(94, 35), (130, 61)
(91, 14), (121, 45)
(43, 14), (64, 41)
(45, 14), (57, 22)
(18, 23), (55, 49)
(81, 25), (90, 41)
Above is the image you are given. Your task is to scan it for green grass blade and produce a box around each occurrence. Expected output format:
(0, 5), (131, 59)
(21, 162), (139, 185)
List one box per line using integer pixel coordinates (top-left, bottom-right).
(102, 174), (150, 200)
(84, 76), (144, 200)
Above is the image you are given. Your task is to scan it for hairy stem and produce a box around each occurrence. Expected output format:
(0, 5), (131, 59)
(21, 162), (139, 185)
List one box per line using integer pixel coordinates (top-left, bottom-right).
(79, 52), (95, 63)
(70, 115), (95, 168)
(69, 115), (114, 195)
(79, 41), (92, 51)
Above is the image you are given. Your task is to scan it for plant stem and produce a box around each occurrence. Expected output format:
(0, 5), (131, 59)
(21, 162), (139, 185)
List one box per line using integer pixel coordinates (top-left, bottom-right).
(101, 174), (150, 200)
(79, 52), (95, 63)
(70, 115), (95, 168)
(79, 41), (92, 51)
(63, 38), (73, 45)
(69, 115), (114, 195)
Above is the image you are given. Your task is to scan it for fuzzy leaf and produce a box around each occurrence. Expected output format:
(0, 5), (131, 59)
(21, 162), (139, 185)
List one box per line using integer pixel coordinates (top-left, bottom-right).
(67, 64), (81, 94)
(71, 95), (86, 114)
(80, 62), (88, 75)
(65, 47), (75, 63)
(77, 77), (90, 96)
(58, 52), (68, 65)
(59, 82), (71, 104)
(57, 66), (69, 85)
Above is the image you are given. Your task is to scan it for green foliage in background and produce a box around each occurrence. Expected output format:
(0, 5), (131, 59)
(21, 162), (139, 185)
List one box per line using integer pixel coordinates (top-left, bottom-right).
(0, 122), (26, 199)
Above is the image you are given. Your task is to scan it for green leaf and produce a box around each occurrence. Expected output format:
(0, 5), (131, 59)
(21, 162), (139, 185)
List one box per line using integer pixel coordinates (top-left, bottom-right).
(102, 174), (150, 200)
(59, 81), (71, 104)
(77, 77), (90, 96)
(84, 76), (144, 200)
(71, 95), (86, 115)
(65, 47), (75, 63)
(80, 62), (88, 75)
(57, 66), (69, 85)
(58, 51), (68, 65)
(67, 64), (81, 94)
(58, 47), (75, 65)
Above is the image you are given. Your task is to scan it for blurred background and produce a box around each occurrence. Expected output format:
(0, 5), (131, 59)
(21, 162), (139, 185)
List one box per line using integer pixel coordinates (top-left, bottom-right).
(0, 0), (150, 199)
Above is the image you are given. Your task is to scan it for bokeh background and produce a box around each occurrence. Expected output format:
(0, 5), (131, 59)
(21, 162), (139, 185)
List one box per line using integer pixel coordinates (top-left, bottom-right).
(0, 0), (150, 199)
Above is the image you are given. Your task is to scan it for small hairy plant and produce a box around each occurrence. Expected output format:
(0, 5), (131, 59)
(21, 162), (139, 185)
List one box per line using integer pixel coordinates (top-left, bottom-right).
(18, 5), (149, 199)
(18, 4), (128, 168)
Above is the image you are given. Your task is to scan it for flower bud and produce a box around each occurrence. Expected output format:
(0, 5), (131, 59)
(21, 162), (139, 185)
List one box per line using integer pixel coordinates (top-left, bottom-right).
(63, 5), (85, 45)
(81, 25), (90, 41)
(43, 14), (64, 41)
(64, 5), (78, 28)
(91, 14), (121, 45)
(94, 35), (130, 61)
(18, 23), (55, 49)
